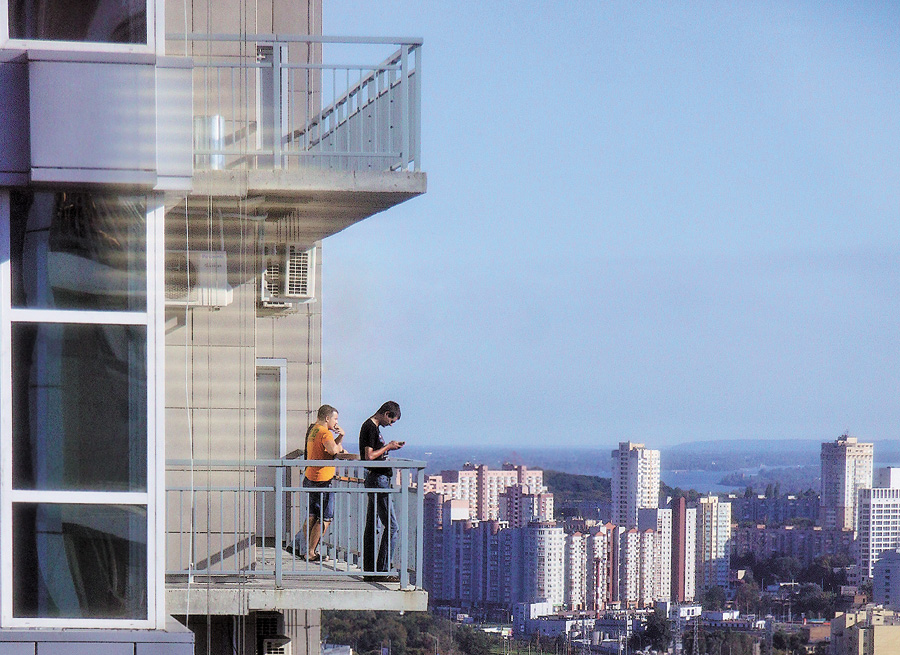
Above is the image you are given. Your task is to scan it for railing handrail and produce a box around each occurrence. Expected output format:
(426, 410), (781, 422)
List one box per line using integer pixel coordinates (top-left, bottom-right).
(166, 457), (427, 468)
(167, 33), (423, 46)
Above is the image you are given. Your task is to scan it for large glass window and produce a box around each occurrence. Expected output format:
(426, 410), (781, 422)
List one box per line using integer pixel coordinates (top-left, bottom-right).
(8, 0), (148, 44)
(11, 322), (147, 491)
(3, 188), (154, 627)
(13, 504), (147, 619)
(10, 191), (146, 311)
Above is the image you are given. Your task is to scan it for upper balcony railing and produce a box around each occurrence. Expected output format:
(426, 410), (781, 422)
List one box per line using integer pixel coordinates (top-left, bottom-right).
(165, 459), (426, 589)
(167, 34), (422, 174)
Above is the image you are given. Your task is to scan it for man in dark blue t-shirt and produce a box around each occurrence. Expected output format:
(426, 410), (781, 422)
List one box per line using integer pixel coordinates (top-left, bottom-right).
(358, 401), (403, 581)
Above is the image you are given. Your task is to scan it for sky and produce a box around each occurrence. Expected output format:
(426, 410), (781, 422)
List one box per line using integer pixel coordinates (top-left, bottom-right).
(319, 2), (900, 449)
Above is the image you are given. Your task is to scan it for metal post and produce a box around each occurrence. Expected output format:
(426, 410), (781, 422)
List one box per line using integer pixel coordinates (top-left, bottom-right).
(400, 467), (410, 587)
(275, 466), (284, 587)
(416, 466), (425, 588)
(413, 44), (422, 171)
(272, 43), (284, 168)
(399, 45), (409, 170)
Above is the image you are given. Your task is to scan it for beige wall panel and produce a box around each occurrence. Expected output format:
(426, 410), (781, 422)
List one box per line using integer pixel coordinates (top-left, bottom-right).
(166, 407), (255, 462)
(285, 610), (322, 655)
(166, 0), (321, 36)
(166, 344), (255, 410)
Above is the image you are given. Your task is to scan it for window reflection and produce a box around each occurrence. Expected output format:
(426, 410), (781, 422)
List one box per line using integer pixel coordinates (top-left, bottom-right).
(12, 323), (147, 491)
(8, 0), (147, 44)
(13, 504), (147, 619)
(10, 190), (146, 311)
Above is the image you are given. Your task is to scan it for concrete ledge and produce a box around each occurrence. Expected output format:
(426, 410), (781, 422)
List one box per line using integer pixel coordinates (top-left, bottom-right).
(167, 582), (428, 615)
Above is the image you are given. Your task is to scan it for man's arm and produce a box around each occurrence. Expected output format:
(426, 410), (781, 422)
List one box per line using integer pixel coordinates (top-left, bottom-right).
(364, 441), (403, 461)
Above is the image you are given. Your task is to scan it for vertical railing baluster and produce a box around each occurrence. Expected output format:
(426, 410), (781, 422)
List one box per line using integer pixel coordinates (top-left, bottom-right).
(275, 467), (284, 586)
(400, 468), (409, 587)
(416, 466), (425, 588)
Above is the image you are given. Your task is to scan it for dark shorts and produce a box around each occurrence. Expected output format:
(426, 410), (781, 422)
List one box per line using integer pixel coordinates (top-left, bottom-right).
(303, 477), (334, 521)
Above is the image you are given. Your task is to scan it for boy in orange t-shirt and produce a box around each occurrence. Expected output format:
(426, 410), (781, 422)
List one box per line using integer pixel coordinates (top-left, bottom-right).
(288, 405), (346, 561)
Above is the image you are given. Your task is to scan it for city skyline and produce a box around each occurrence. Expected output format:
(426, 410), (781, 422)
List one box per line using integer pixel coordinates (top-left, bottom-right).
(320, 2), (900, 449)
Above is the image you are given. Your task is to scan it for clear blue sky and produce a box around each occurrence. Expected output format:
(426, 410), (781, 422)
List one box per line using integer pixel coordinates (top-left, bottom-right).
(321, 2), (900, 449)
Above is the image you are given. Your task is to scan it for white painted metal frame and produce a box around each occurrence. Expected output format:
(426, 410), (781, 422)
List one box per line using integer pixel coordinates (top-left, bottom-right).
(0, 0), (161, 53)
(256, 358), (288, 457)
(0, 190), (164, 629)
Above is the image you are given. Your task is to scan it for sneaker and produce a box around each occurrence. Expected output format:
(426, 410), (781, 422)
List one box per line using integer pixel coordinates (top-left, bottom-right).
(283, 544), (295, 556)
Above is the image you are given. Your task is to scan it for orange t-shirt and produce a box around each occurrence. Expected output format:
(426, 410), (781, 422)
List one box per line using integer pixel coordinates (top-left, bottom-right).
(304, 424), (336, 482)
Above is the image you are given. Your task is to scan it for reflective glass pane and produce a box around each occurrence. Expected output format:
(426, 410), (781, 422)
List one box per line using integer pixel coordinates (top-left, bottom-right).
(13, 503), (147, 619)
(10, 190), (146, 311)
(12, 323), (147, 491)
(8, 0), (148, 44)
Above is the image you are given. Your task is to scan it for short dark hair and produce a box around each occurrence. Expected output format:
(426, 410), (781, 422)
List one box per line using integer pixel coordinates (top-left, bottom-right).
(377, 401), (401, 420)
(317, 404), (338, 421)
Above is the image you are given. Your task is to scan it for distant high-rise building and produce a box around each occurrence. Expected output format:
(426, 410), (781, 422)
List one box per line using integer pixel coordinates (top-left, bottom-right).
(524, 521), (566, 607)
(819, 434), (874, 531)
(875, 467), (900, 489)
(857, 479), (900, 579)
(639, 507), (672, 602)
(616, 527), (656, 608)
(564, 533), (588, 610)
(587, 524), (616, 611)
(873, 549), (900, 610)
(500, 483), (554, 528)
(670, 497), (698, 602)
(426, 464), (545, 521)
(612, 442), (661, 527)
(695, 496), (731, 593)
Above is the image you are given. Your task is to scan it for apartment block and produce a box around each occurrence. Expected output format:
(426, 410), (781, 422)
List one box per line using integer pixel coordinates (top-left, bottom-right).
(500, 482), (554, 528)
(820, 434), (874, 531)
(731, 524), (853, 566)
(638, 507), (672, 602)
(612, 442), (660, 528)
(873, 549), (900, 610)
(696, 496), (731, 592)
(831, 609), (900, 655)
(857, 486), (900, 578)
(565, 532), (588, 610)
(671, 497), (697, 603)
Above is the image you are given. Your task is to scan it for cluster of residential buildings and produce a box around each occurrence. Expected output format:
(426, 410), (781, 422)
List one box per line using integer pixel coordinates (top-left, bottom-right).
(423, 443), (732, 614)
(423, 435), (900, 625)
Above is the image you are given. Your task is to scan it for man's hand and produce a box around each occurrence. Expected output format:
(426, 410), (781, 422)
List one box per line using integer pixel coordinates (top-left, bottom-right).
(387, 440), (404, 451)
(334, 425), (345, 442)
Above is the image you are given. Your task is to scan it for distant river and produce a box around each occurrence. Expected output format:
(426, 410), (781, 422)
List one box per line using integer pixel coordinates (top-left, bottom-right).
(661, 469), (743, 493)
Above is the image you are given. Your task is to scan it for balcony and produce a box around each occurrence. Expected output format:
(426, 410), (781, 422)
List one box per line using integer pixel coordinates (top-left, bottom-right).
(165, 459), (428, 615)
(167, 34), (426, 239)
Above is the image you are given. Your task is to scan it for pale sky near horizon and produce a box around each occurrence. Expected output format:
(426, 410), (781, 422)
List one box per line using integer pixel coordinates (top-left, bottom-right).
(320, 2), (900, 449)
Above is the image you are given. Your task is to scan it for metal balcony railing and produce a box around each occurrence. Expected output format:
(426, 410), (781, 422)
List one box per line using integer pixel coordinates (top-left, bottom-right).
(166, 459), (426, 588)
(168, 34), (422, 173)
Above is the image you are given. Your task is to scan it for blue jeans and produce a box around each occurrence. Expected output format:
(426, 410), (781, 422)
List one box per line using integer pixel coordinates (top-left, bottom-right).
(363, 472), (399, 572)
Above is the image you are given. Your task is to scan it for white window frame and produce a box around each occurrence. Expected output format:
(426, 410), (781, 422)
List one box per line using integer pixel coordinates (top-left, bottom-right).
(0, 0), (162, 54)
(0, 190), (165, 629)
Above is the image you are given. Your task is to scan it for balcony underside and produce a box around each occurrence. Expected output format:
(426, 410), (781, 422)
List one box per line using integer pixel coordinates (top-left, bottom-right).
(167, 576), (428, 615)
(172, 168), (426, 241)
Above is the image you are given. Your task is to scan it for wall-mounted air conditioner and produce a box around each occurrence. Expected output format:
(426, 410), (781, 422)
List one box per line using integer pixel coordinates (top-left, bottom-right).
(262, 639), (292, 655)
(165, 250), (234, 308)
(260, 243), (316, 307)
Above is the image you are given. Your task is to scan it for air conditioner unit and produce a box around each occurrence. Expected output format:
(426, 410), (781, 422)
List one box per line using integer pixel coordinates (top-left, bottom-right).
(260, 243), (316, 307)
(262, 639), (292, 655)
(165, 250), (234, 308)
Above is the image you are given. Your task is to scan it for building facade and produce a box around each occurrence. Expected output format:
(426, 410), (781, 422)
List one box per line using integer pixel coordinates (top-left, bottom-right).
(0, 0), (427, 652)
(820, 434), (873, 531)
(857, 486), (900, 578)
(695, 496), (731, 593)
(612, 442), (660, 528)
